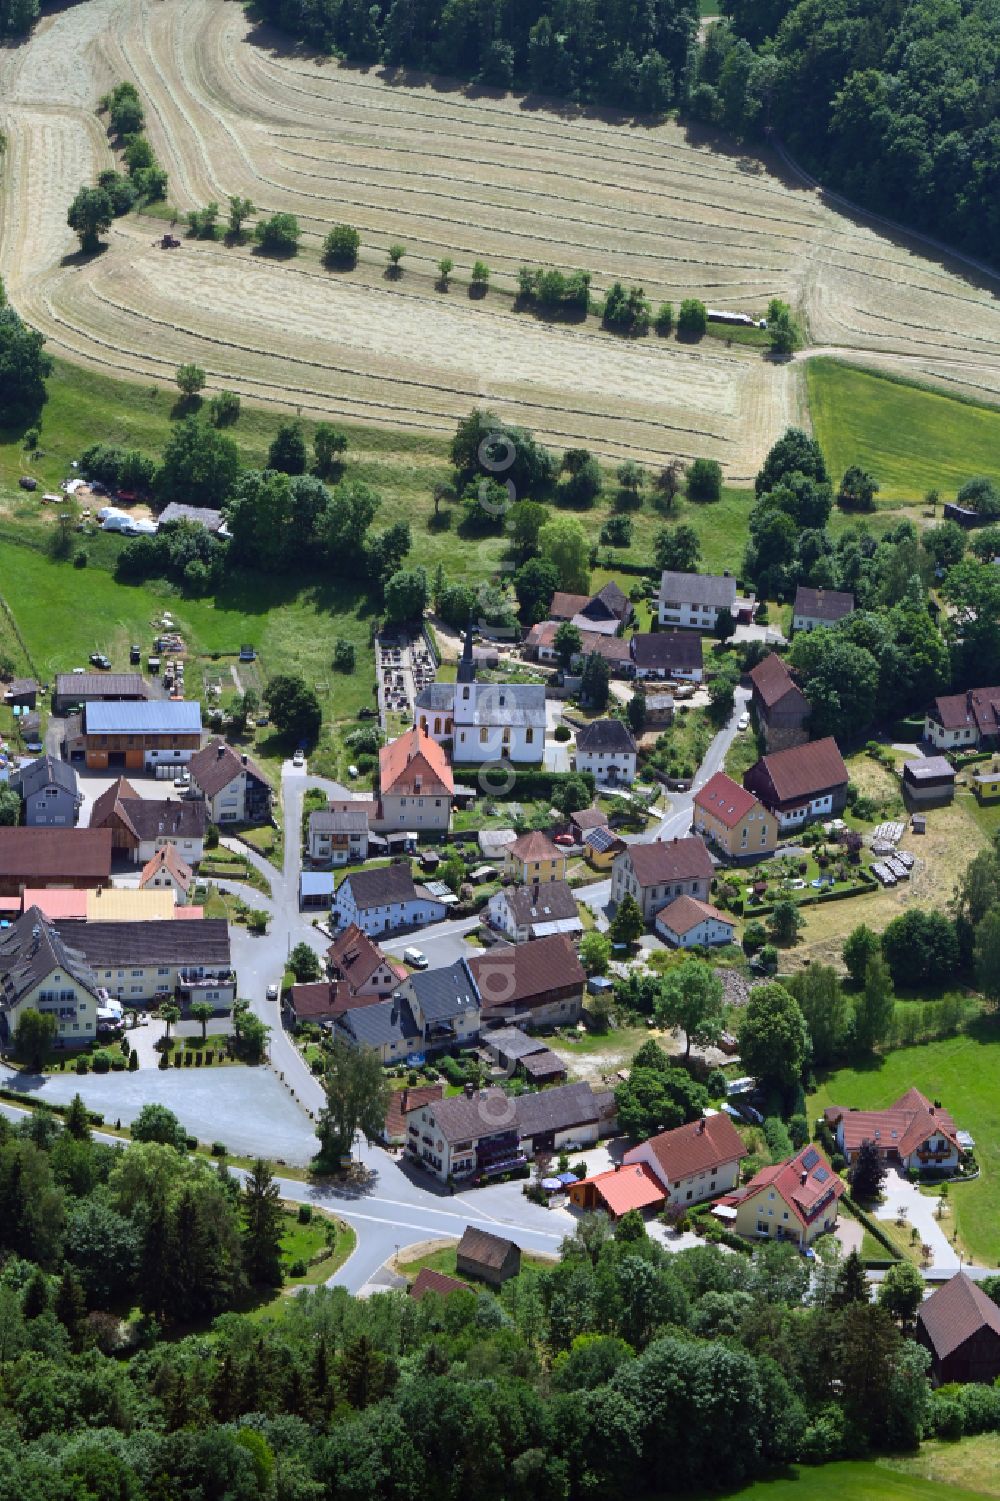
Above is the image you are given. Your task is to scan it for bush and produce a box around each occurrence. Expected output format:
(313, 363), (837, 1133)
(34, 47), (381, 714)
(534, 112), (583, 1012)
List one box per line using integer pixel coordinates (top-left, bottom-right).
(254, 212), (301, 254)
(75, 1057), (89, 1075)
(333, 637), (356, 673)
(111, 1055), (126, 1071)
(323, 223), (360, 267)
(205, 1050), (214, 1065)
(174, 1053), (182, 1068)
(687, 458), (723, 502)
(288, 1258), (308, 1277)
(73, 550), (88, 568)
(553, 724), (571, 742)
(211, 1141), (228, 1157)
(654, 301), (673, 335)
(128, 1051), (139, 1072)
(677, 298), (707, 338)
(158, 1052), (169, 1070)
(298, 1204), (313, 1224)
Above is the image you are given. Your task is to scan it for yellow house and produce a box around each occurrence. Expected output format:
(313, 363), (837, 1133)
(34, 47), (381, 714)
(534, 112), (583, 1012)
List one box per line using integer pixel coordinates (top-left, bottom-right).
(722, 1144), (845, 1250)
(504, 831), (567, 885)
(692, 771), (777, 861)
(582, 825), (627, 870)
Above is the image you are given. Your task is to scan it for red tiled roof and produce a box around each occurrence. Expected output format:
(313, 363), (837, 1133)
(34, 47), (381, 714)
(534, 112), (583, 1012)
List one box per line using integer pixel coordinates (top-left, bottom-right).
(930, 688), (1000, 737)
(379, 726), (454, 797)
(326, 923), (391, 989)
(550, 591), (592, 619)
(738, 1143), (845, 1228)
(467, 933), (584, 1011)
(90, 776), (141, 838)
(288, 980), (384, 1021)
(693, 771), (760, 828)
(918, 1272), (1000, 1361)
(626, 1113), (747, 1185)
(139, 843), (193, 892)
(0, 827), (112, 882)
(793, 586), (854, 622)
(744, 736), (847, 805)
(749, 653), (808, 712)
(575, 1162), (666, 1217)
(409, 1267), (472, 1301)
(570, 806), (610, 832)
(623, 836), (713, 887)
(385, 1082), (444, 1141)
(826, 1088), (958, 1159)
(655, 894), (733, 936)
(509, 830), (563, 862)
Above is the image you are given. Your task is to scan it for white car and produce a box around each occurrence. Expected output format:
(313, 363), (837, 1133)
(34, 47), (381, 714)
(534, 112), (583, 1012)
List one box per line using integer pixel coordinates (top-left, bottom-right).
(403, 947), (428, 969)
(737, 712), (750, 731)
(265, 982), (279, 1001)
(292, 749), (305, 767)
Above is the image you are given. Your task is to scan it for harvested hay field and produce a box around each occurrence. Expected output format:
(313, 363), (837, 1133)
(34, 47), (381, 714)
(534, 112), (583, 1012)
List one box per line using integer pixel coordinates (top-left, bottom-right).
(2, 0), (1000, 476)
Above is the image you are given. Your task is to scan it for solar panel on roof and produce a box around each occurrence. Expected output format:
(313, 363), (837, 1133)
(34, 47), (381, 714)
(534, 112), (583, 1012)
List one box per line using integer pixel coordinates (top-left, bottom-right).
(813, 1166), (829, 1182)
(801, 1147), (820, 1170)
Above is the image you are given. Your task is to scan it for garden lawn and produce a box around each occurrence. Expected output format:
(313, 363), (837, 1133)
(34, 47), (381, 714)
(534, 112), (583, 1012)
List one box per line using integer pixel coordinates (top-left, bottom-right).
(882, 1435), (1000, 1497)
(715, 1456), (999, 1501)
(806, 358), (1000, 503)
(808, 1029), (1000, 1265)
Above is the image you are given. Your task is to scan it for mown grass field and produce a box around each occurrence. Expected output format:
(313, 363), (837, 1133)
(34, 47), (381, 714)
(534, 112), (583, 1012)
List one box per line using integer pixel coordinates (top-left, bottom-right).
(806, 358), (1000, 503)
(808, 1029), (1000, 1266)
(716, 1455), (1000, 1501)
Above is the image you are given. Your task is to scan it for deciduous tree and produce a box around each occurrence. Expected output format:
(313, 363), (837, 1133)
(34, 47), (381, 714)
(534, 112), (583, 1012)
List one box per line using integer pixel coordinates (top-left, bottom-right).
(654, 958), (724, 1061)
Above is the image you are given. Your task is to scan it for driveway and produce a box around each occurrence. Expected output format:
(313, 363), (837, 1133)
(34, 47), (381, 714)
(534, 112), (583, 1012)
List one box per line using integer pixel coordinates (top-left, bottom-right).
(873, 1169), (960, 1271)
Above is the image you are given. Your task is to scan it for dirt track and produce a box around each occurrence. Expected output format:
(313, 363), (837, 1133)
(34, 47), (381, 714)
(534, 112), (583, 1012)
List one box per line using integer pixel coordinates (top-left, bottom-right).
(1, 0), (998, 474)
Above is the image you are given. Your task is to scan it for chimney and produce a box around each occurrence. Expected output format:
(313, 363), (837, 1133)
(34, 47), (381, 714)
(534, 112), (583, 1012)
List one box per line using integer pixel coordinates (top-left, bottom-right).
(800, 1170), (808, 1185)
(464, 1080), (475, 1097)
(614, 1162), (621, 1172)
(241, 753), (247, 765)
(216, 744), (225, 758)
(697, 1119), (706, 1134)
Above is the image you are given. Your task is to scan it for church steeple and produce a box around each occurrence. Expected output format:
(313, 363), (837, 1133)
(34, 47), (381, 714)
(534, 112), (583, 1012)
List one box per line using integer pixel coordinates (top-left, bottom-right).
(457, 619), (476, 684)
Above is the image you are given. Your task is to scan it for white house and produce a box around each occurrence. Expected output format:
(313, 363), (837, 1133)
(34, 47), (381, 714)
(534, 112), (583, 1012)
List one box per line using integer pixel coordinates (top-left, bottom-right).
(654, 895), (735, 949)
(139, 845), (194, 905)
(574, 718), (638, 786)
(924, 688), (1000, 751)
(487, 879), (582, 942)
(415, 627), (545, 765)
(332, 863), (449, 937)
(623, 1114), (747, 1207)
(308, 807), (370, 866)
(792, 585), (854, 633)
(657, 571), (755, 631)
(823, 1088), (964, 1174)
(0, 907), (103, 1048)
(187, 739), (273, 825)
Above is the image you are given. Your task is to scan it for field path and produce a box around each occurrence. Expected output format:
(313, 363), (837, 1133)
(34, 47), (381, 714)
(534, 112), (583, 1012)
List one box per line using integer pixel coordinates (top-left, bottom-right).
(1, 0), (998, 474)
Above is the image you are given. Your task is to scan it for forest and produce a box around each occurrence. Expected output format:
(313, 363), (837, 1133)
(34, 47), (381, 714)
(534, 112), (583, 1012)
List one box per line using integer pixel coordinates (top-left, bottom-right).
(698, 0), (1000, 258)
(0, 1095), (964, 1501)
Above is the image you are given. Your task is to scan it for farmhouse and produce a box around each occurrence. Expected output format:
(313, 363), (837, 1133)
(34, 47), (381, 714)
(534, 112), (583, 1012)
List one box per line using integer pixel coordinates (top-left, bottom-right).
(9, 755), (82, 828)
(504, 831), (567, 885)
(656, 571), (755, 631)
(917, 1273), (1000, 1385)
(0, 827), (112, 897)
(374, 725), (454, 835)
(467, 933), (585, 1026)
(488, 879), (582, 942)
(719, 1143), (845, 1249)
(332, 863), (449, 937)
(416, 627), (545, 765)
(89, 778), (206, 865)
(902, 756), (956, 807)
(308, 807), (369, 865)
(525, 621), (634, 676)
(791, 586), (855, 633)
(823, 1087), (963, 1173)
(623, 1113), (747, 1206)
(630, 631), (704, 683)
(72, 700), (202, 772)
(610, 837), (713, 923)
(924, 687), (1000, 751)
(692, 771), (778, 860)
(405, 1079), (609, 1183)
(549, 582), (631, 636)
(748, 654), (810, 752)
(743, 737), (848, 831)
(52, 671), (148, 715)
(654, 895), (735, 949)
(187, 739), (272, 824)
(574, 718), (638, 785)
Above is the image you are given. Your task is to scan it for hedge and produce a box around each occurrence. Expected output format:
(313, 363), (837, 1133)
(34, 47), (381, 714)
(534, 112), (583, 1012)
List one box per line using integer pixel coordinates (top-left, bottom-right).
(840, 1189), (902, 1262)
(0, 1087), (103, 1126)
(458, 767), (596, 801)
